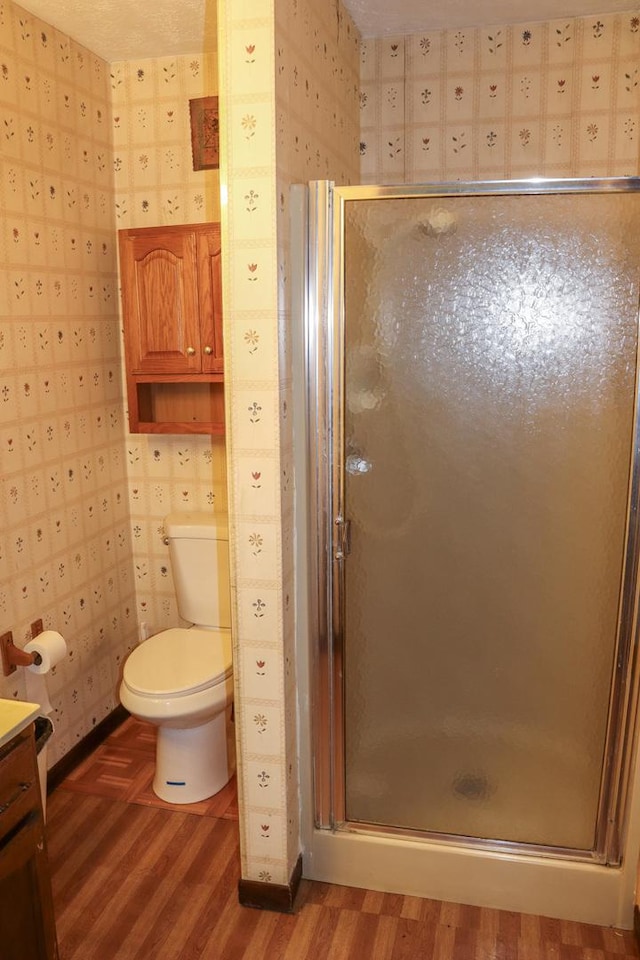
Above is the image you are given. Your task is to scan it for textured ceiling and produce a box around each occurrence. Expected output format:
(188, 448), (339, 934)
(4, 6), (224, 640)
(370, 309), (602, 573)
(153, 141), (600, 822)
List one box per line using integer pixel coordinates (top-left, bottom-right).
(347, 0), (640, 36)
(14, 0), (640, 61)
(14, 0), (210, 61)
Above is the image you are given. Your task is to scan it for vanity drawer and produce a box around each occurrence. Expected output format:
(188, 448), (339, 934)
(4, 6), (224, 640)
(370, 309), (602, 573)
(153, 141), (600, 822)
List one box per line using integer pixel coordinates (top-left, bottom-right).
(0, 727), (38, 842)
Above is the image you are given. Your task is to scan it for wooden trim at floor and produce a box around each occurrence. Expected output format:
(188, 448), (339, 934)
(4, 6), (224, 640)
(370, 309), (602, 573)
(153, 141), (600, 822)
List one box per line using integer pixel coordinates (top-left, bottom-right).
(238, 853), (303, 914)
(47, 705), (130, 794)
(634, 904), (640, 950)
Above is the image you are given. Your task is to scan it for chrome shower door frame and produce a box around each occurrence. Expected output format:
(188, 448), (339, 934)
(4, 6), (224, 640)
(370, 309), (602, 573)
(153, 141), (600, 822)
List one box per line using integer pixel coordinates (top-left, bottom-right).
(305, 177), (640, 871)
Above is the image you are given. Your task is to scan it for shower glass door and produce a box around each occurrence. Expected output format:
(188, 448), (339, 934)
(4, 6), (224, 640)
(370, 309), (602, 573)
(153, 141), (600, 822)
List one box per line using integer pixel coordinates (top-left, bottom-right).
(332, 184), (640, 855)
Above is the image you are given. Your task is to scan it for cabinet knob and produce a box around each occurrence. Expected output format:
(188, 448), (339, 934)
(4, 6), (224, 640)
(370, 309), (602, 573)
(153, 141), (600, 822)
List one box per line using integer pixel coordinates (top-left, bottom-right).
(203, 346), (213, 355)
(186, 347), (196, 356)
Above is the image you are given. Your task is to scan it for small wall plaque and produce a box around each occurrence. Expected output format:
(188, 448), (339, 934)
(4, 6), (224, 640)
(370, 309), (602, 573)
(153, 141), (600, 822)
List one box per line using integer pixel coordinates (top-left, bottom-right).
(189, 96), (219, 171)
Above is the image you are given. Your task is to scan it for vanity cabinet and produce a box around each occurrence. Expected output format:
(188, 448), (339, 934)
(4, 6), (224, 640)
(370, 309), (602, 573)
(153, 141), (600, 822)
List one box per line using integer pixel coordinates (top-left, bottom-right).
(118, 222), (225, 434)
(0, 725), (58, 960)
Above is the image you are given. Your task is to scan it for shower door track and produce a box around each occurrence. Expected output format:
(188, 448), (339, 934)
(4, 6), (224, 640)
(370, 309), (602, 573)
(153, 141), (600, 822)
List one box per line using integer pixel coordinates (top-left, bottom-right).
(305, 177), (640, 869)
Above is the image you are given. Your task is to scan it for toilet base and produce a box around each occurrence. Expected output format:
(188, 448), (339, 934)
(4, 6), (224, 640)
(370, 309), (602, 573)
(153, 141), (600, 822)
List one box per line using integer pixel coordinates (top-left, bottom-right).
(153, 706), (234, 804)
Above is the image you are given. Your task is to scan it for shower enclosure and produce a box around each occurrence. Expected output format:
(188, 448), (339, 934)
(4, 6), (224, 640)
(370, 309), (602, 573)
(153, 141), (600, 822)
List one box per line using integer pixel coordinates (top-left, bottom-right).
(299, 178), (640, 926)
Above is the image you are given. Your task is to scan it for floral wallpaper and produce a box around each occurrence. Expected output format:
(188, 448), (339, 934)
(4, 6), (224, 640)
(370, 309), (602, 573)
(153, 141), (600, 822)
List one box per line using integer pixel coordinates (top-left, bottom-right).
(360, 11), (640, 182)
(218, 0), (359, 888)
(0, 3), (224, 767)
(110, 51), (227, 645)
(0, 0), (136, 762)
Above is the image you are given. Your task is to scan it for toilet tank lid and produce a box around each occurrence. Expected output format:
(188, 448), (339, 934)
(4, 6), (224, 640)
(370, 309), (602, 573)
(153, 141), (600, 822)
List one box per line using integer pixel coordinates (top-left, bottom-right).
(164, 512), (228, 540)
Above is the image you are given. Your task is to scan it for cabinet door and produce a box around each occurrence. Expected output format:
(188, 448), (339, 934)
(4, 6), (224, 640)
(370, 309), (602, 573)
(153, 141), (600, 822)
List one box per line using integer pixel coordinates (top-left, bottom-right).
(0, 729), (58, 960)
(197, 225), (224, 374)
(120, 227), (202, 375)
(0, 815), (59, 960)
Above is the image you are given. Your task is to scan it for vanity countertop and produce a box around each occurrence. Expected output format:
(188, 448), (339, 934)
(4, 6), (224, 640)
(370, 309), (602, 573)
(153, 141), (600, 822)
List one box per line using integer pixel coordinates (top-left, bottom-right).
(0, 698), (40, 750)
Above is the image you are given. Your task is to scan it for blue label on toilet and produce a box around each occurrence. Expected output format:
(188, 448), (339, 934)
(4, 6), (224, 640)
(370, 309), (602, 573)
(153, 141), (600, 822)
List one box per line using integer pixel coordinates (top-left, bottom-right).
(166, 780), (186, 786)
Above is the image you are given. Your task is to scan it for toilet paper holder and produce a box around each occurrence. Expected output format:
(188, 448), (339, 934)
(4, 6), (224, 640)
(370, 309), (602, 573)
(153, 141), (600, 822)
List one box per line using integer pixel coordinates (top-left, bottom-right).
(1, 620), (44, 676)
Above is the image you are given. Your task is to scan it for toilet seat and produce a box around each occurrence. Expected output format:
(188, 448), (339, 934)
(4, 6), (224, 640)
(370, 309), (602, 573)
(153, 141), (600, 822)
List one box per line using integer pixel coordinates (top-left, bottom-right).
(123, 627), (232, 698)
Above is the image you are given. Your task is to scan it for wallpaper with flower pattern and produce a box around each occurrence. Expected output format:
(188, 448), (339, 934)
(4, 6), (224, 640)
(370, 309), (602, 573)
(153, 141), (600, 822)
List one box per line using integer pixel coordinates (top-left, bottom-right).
(360, 11), (640, 183)
(0, 3), (224, 766)
(218, 0), (360, 888)
(0, 0), (136, 762)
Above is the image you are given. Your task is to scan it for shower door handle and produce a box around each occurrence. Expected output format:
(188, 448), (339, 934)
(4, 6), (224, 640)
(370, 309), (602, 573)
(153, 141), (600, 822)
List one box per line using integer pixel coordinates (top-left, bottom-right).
(346, 454), (372, 475)
(334, 516), (351, 560)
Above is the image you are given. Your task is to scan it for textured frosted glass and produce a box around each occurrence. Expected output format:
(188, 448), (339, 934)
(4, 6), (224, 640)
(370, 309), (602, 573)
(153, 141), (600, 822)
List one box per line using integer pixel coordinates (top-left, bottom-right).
(342, 192), (640, 849)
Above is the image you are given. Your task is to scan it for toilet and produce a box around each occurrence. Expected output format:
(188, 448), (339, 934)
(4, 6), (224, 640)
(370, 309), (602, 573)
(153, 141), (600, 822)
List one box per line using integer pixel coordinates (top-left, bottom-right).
(120, 512), (234, 804)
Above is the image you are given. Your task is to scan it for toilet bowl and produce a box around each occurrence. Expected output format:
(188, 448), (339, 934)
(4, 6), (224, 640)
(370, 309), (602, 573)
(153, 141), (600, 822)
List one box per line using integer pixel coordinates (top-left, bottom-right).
(119, 512), (234, 804)
(121, 627), (234, 803)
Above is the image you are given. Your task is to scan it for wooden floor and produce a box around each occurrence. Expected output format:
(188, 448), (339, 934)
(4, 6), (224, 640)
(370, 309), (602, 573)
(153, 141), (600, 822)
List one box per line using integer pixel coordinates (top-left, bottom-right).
(47, 720), (640, 960)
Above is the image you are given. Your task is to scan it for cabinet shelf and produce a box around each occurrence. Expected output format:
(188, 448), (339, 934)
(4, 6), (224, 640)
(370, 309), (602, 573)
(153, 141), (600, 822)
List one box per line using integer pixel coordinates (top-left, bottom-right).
(135, 421), (225, 435)
(132, 377), (225, 435)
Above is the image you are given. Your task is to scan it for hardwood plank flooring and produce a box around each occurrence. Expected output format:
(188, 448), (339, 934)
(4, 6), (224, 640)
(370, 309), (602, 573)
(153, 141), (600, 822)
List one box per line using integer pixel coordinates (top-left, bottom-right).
(47, 724), (640, 960)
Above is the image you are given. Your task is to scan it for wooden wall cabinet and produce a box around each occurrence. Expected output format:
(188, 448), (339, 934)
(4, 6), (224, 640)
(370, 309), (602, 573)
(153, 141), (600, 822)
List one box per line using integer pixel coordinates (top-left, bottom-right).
(118, 222), (225, 434)
(0, 725), (58, 960)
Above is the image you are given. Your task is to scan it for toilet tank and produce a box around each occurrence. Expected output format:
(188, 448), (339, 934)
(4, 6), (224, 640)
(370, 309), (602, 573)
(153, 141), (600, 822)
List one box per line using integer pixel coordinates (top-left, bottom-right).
(164, 512), (231, 630)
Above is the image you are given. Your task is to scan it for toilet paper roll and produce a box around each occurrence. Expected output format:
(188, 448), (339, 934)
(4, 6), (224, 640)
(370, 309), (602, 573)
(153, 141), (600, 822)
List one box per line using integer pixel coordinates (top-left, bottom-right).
(24, 630), (67, 674)
(23, 631), (67, 716)
(25, 672), (52, 715)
